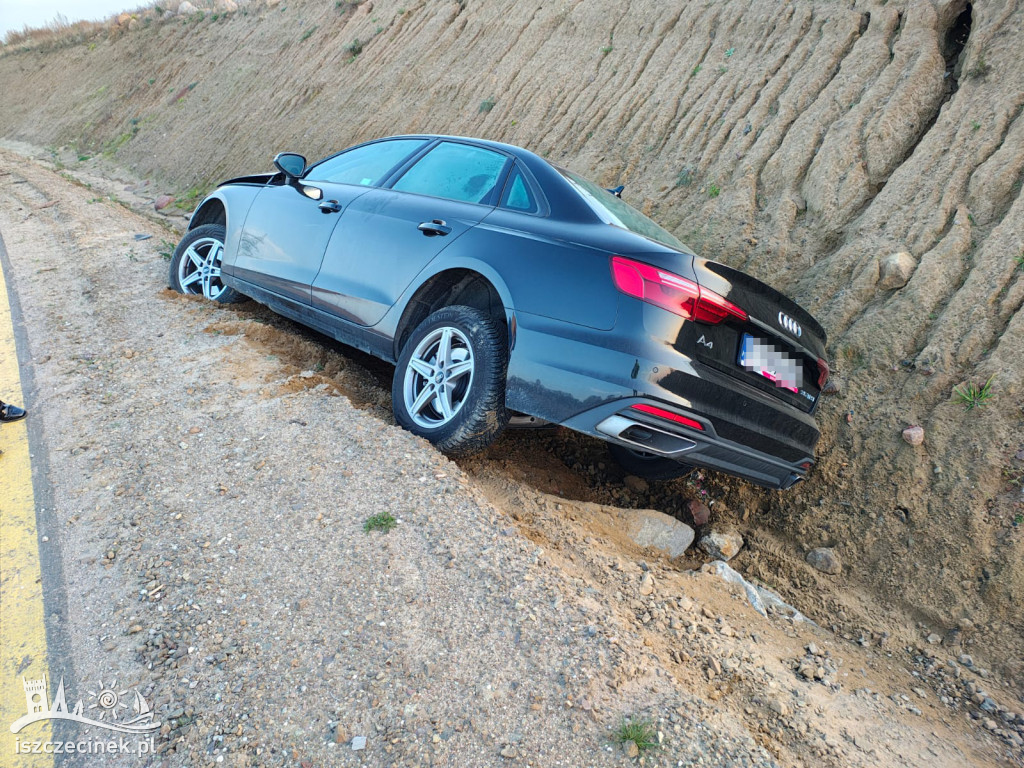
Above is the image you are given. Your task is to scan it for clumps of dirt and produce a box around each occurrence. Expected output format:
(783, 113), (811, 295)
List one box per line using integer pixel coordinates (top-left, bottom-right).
(196, 310), (394, 411)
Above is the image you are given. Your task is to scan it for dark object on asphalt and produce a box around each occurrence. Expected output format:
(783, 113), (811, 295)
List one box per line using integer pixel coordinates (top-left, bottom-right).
(169, 135), (828, 489)
(0, 400), (27, 423)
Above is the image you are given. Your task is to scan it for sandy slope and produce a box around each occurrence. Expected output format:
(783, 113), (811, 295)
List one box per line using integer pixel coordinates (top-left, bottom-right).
(2, 148), (1018, 768)
(0, 0), (1021, 730)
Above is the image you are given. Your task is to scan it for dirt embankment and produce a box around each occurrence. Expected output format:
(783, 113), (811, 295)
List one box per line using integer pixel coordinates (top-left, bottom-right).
(1, 0), (1022, 691)
(3, 152), (1016, 768)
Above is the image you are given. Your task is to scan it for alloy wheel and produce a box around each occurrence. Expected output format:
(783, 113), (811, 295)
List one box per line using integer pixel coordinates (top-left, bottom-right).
(402, 326), (475, 429)
(177, 236), (228, 300)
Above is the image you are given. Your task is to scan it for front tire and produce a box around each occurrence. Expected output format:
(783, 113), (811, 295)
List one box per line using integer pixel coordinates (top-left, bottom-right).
(607, 442), (694, 481)
(392, 306), (509, 456)
(168, 223), (244, 303)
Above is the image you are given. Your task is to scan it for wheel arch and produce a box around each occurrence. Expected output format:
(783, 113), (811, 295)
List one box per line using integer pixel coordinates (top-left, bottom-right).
(188, 195), (227, 230)
(393, 266), (513, 360)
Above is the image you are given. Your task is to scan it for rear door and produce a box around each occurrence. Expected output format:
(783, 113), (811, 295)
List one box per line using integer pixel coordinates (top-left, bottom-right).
(311, 140), (511, 326)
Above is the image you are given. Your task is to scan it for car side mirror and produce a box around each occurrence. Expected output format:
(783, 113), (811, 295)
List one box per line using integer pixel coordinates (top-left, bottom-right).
(273, 152), (306, 180)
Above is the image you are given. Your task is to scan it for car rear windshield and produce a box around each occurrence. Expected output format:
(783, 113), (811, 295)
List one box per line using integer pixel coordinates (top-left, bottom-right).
(558, 168), (686, 251)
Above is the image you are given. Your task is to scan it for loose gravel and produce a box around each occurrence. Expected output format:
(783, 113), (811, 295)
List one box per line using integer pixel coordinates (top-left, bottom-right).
(1, 152), (1018, 768)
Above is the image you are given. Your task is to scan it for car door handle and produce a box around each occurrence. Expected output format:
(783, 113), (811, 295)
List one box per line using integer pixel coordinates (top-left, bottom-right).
(417, 219), (452, 236)
(318, 200), (342, 214)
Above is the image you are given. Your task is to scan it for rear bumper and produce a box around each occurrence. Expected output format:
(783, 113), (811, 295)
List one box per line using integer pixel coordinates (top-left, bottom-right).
(505, 309), (820, 490)
(561, 397), (812, 490)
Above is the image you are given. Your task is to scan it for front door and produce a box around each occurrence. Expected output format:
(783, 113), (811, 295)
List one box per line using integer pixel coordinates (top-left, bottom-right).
(310, 140), (512, 326)
(232, 183), (369, 305)
(231, 137), (434, 305)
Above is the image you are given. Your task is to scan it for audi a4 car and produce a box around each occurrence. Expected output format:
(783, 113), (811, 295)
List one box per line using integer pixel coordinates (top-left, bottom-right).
(170, 135), (829, 489)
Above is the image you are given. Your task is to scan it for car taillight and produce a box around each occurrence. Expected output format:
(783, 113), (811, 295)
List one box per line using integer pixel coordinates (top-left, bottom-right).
(630, 403), (704, 431)
(611, 255), (747, 324)
(816, 357), (830, 389)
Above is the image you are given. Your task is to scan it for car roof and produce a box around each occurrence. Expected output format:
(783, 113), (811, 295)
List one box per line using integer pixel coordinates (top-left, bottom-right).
(381, 134), (548, 171)
(384, 133), (530, 154)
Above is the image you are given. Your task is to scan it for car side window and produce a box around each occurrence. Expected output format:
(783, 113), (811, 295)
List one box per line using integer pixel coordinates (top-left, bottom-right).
(391, 142), (508, 205)
(500, 167), (539, 214)
(304, 139), (427, 185)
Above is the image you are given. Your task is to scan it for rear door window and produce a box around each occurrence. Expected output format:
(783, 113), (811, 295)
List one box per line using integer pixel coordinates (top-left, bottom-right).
(391, 142), (509, 205)
(305, 138), (427, 186)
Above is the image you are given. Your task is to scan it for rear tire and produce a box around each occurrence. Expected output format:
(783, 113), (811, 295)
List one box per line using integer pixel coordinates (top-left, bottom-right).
(392, 305), (509, 456)
(607, 442), (694, 481)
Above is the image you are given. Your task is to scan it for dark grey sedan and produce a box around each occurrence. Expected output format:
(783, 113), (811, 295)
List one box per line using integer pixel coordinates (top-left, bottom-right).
(170, 135), (828, 489)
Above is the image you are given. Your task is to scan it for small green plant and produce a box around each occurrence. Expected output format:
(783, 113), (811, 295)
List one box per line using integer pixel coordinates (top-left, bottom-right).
(1014, 253), (1024, 269)
(707, 183), (720, 198)
(725, 46), (735, 57)
(346, 37), (363, 55)
(102, 128), (137, 157)
(967, 51), (992, 79)
(971, 120), (981, 132)
(691, 64), (702, 75)
(158, 239), (176, 261)
(953, 375), (994, 410)
(1014, 513), (1023, 526)
(675, 165), (696, 187)
(300, 25), (317, 41)
(614, 717), (658, 754)
(479, 95), (496, 113)
(718, 64), (728, 73)
(363, 512), (397, 533)
(600, 44), (613, 55)
(174, 185), (208, 211)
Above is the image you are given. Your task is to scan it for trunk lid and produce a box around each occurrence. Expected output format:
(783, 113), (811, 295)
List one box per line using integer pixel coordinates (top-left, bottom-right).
(682, 258), (828, 413)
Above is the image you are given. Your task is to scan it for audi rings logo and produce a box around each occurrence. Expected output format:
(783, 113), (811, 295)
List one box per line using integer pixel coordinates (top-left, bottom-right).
(778, 312), (802, 337)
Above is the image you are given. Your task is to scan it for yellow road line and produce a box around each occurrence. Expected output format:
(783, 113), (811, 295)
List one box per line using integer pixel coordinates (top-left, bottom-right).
(0, 253), (52, 766)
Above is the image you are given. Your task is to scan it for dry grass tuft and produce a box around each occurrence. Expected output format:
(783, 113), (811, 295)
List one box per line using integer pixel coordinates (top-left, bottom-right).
(1, 2), (254, 54)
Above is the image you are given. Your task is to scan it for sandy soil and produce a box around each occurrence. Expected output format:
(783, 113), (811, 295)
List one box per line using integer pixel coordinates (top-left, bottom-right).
(2, 146), (1022, 766)
(1, 0), (1022, 693)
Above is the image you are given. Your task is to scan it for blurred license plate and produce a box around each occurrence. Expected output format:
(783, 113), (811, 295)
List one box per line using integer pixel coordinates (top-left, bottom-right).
(738, 334), (801, 392)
